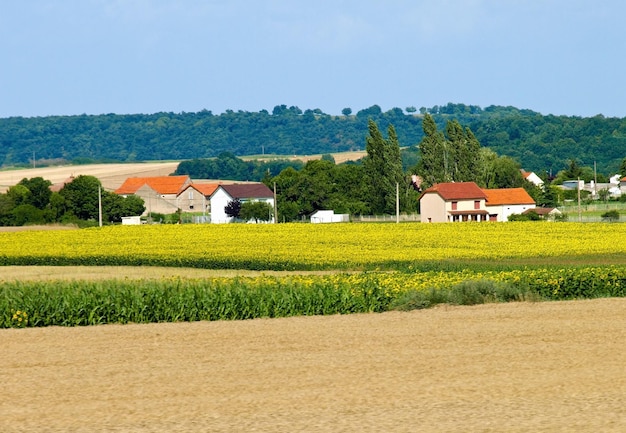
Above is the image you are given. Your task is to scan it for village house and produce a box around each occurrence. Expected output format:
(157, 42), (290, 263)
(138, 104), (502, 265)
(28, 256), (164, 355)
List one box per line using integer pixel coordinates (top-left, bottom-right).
(115, 175), (191, 215)
(210, 183), (275, 224)
(176, 183), (220, 214)
(483, 188), (536, 222)
(419, 182), (489, 223)
(419, 182), (536, 223)
(521, 170), (544, 188)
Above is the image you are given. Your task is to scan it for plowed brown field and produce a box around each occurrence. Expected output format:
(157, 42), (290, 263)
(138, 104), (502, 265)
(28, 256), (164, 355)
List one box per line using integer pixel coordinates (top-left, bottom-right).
(2, 298), (626, 432)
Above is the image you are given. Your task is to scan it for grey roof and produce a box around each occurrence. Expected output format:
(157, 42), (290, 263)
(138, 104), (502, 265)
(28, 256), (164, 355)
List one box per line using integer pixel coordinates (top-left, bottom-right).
(220, 183), (273, 199)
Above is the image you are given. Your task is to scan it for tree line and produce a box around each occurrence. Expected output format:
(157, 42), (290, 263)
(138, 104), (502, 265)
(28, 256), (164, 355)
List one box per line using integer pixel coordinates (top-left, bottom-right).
(263, 117), (562, 222)
(4, 114), (626, 226)
(2, 103), (626, 175)
(0, 176), (145, 227)
(174, 152), (304, 180)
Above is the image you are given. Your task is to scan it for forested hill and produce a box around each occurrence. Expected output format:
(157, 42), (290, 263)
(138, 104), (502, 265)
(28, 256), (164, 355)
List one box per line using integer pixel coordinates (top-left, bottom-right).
(2, 103), (626, 174)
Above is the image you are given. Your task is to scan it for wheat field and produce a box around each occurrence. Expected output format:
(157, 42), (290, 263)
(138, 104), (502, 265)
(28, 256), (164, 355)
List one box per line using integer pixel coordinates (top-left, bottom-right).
(1, 298), (625, 432)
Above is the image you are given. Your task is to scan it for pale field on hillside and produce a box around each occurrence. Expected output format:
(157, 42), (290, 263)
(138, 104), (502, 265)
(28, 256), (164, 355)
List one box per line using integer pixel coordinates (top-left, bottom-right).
(1, 298), (625, 432)
(0, 151), (366, 193)
(0, 162), (180, 193)
(0, 151), (367, 194)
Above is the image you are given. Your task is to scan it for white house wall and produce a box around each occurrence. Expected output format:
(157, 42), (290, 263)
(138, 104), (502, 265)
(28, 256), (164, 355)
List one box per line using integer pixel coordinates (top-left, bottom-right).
(210, 188), (234, 224)
(525, 172), (544, 187)
(486, 204), (536, 222)
(210, 189), (275, 224)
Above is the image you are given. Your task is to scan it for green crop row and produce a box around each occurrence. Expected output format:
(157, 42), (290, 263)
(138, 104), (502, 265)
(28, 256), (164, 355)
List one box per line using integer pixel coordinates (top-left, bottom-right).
(3, 266), (626, 328)
(0, 276), (391, 328)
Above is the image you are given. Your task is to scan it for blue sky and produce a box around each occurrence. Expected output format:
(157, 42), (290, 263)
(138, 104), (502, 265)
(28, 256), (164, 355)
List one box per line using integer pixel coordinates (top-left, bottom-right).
(2, 0), (625, 119)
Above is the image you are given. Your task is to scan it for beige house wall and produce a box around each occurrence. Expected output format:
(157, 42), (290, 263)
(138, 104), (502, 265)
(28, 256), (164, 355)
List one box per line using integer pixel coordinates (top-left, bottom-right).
(420, 194), (447, 222)
(421, 194), (488, 223)
(135, 185), (180, 215)
(176, 186), (210, 213)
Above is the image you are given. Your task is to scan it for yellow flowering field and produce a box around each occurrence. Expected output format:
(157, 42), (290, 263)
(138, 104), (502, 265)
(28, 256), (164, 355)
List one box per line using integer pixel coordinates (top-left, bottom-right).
(1, 222), (626, 270)
(3, 222), (626, 327)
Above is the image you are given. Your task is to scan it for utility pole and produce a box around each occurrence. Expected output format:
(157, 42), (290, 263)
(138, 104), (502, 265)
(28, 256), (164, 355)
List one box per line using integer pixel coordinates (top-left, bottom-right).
(594, 161), (597, 198)
(396, 182), (400, 223)
(273, 182), (278, 223)
(98, 185), (103, 227)
(577, 177), (582, 222)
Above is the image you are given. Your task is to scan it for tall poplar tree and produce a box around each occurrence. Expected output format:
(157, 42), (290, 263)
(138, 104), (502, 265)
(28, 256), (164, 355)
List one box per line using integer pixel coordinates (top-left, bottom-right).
(417, 113), (448, 187)
(446, 119), (481, 182)
(417, 114), (481, 187)
(363, 119), (404, 214)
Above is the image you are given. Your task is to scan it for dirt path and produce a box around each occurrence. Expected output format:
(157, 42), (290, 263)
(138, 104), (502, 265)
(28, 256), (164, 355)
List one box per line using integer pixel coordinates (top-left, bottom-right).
(2, 298), (625, 432)
(0, 266), (341, 280)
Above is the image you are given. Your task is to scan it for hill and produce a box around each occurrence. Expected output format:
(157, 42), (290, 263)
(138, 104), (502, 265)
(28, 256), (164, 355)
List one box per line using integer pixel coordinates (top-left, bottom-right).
(1, 103), (625, 175)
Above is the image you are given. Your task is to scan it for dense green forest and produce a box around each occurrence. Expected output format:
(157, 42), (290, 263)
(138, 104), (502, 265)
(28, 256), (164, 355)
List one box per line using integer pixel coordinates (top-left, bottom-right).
(2, 103), (626, 175)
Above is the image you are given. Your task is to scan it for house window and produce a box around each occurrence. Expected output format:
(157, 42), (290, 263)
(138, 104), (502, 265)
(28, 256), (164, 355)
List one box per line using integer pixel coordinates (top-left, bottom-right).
(189, 190), (194, 200)
(474, 200), (480, 209)
(451, 201), (458, 210)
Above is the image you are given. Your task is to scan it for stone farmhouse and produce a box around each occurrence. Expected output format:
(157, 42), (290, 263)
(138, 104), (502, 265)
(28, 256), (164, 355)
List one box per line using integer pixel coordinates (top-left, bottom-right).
(176, 183), (221, 215)
(419, 182), (536, 223)
(115, 175), (192, 215)
(115, 176), (274, 223)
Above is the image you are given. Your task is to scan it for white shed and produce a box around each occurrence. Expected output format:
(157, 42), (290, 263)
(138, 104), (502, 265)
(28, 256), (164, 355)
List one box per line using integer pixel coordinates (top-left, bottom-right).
(121, 216), (141, 225)
(310, 210), (349, 223)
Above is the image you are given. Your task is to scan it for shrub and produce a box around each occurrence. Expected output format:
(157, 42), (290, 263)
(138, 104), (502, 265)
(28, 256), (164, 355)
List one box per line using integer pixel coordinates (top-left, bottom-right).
(601, 210), (620, 222)
(390, 279), (538, 312)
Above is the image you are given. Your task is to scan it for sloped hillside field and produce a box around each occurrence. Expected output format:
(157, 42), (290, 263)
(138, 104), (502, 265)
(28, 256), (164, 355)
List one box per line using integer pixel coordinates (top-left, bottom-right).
(2, 222), (626, 431)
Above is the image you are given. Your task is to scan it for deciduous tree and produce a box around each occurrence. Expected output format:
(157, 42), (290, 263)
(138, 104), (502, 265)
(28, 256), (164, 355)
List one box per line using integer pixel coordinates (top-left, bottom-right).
(59, 175), (101, 220)
(224, 199), (242, 219)
(239, 201), (273, 223)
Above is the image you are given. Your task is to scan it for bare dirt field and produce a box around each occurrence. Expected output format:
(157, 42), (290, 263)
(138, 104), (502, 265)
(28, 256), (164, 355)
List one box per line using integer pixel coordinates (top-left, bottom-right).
(2, 298), (626, 432)
(0, 162), (180, 193)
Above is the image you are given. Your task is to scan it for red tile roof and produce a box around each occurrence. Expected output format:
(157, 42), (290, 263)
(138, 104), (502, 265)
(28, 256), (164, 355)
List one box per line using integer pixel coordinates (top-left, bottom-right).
(483, 188), (535, 205)
(422, 182), (487, 200)
(220, 183), (273, 199)
(180, 183), (220, 197)
(115, 176), (190, 195)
